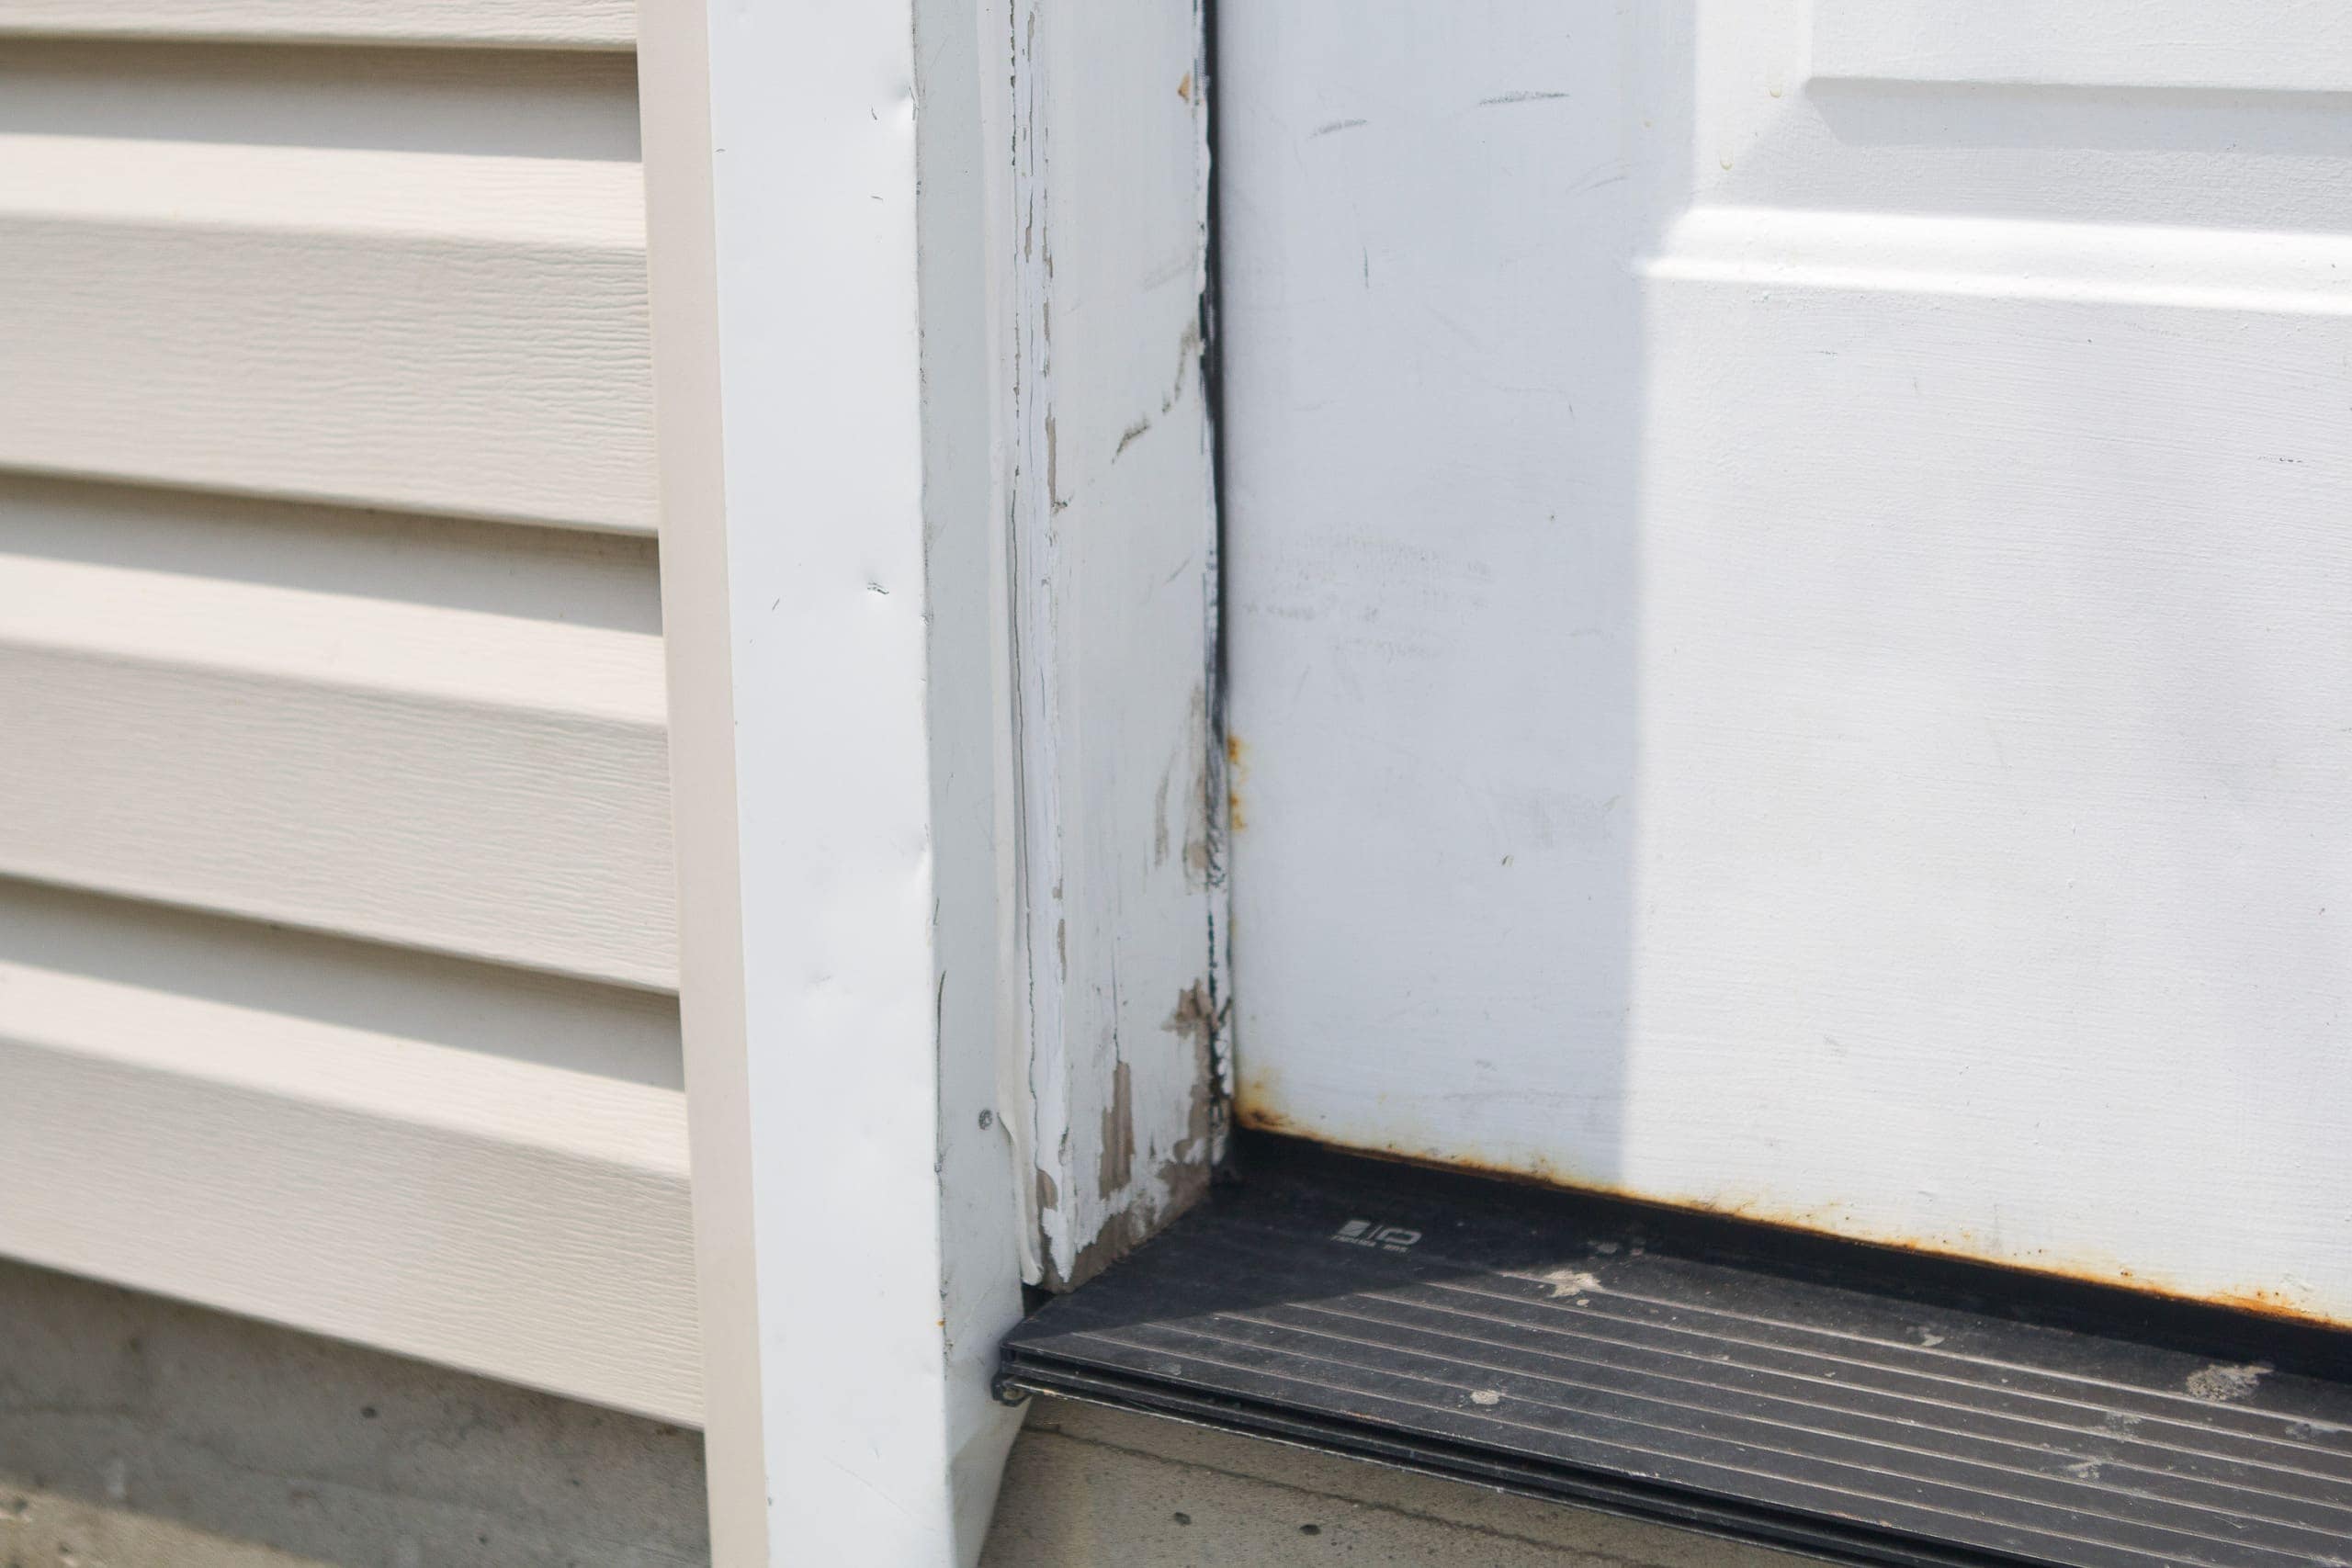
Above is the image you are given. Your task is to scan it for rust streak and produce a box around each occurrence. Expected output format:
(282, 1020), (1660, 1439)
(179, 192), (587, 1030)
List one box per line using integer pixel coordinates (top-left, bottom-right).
(1232, 1101), (2348, 1331)
(1224, 731), (1248, 832)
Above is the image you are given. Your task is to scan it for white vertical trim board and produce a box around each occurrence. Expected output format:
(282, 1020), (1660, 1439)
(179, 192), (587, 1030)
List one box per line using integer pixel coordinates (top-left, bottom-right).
(642, 1), (1010, 1557)
(1001, 0), (1227, 1292)
(639, 0), (1219, 1561)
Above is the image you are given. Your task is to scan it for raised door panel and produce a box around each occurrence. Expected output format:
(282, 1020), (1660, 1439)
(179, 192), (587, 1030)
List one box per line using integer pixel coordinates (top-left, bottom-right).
(1223, 1), (2352, 1320)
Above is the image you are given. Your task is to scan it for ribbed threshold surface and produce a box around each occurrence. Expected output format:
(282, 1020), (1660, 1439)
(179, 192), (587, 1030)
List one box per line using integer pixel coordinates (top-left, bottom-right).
(1000, 1141), (2352, 1568)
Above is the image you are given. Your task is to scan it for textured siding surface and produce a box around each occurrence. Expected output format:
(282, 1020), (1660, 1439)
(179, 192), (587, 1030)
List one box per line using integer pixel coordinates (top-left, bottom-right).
(0, 7), (696, 1424)
(0, 1), (634, 50)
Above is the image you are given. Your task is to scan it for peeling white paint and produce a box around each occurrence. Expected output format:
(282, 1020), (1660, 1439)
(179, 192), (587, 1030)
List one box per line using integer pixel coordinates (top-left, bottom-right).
(640, 0), (1216, 1558)
(1003, 0), (1226, 1290)
(1536, 1269), (1604, 1301)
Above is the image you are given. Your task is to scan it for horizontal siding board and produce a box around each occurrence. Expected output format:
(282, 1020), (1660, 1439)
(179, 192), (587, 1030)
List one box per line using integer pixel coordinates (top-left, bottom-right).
(0, 472), (662, 639)
(0, 29), (688, 1424)
(0, 135), (654, 532)
(0, 39), (644, 164)
(0, 552), (677, 987)
(0, 933), (699, 1423)
(0, 0), (635, 50)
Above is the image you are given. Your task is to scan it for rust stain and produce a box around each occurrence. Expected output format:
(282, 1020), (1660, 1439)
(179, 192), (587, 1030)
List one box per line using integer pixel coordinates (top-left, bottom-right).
(1176, 70), (1193, 103)
(1232, 1100), (2346, 1331)
(1225, 731), (1249, 832)
(2202, 1285), (2333, 1323)
(1234, 1059), (1281, 1116)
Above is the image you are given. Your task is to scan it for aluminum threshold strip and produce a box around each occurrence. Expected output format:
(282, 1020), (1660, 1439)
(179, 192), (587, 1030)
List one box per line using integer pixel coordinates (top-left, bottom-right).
(998, 1137), (2352, 1568)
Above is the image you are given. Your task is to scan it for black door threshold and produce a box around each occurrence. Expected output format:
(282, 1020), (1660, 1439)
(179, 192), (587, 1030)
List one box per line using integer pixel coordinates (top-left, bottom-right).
(998, 1136), (2352, 1568)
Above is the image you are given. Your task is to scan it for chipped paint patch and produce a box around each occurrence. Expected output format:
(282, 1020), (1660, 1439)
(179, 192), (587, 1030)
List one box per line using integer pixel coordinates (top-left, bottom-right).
(1183, 685), (1216, 886)
(1536, 1268), (1602, 1300)
(1061, 1153), (1214, 1290)
(2185, 1362), (2270, 1403)
(1099, 1059), (1136, 1199)
(1165, 977), (1225, 1154)
(1164, 980), (1216, 1055)
(1002, 0), (1225, 1292)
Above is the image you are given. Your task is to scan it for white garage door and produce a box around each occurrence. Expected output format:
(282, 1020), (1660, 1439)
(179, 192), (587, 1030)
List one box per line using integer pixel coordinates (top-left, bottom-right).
(1221, 2), (2352, 1321)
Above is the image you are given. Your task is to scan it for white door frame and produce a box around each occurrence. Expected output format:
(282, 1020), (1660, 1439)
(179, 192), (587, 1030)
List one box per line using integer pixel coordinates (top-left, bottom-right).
(638, 0), (1222, 1560)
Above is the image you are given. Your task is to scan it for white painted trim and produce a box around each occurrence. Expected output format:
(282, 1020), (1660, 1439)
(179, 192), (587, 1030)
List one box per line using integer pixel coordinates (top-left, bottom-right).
(1001, 0), (1227, 1291)
(639, 0), (1217, 1560)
